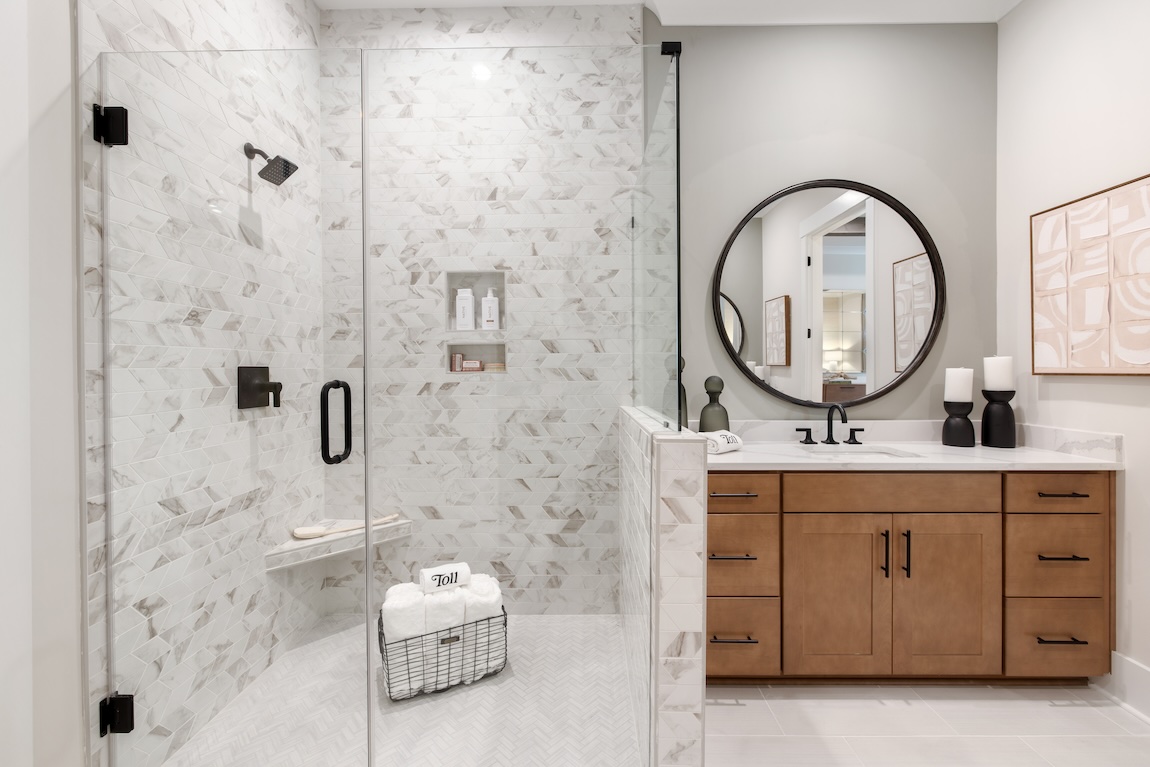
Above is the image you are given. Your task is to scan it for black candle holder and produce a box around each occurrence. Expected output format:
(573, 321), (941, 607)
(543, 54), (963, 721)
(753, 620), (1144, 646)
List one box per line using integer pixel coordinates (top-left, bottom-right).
(981, 390), (1016, 448)
(942, 401), (975, 447)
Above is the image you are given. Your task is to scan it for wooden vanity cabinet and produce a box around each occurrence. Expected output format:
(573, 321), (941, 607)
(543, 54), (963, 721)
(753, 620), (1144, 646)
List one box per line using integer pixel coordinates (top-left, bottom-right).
(781, 474), (1002, 677)
(706, 472), (781, 677)
(706, 469), (1115, 682)
(1003, 472), (1112, 677)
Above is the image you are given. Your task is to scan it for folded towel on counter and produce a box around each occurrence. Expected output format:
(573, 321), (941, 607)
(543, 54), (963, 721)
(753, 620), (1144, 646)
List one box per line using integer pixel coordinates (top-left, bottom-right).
(419, 561), (472, 594)
(462, 573), (504, 624)
(701, 429), (743, 454)
(424, 586), (467, 633)
(380, 582), (426, 642)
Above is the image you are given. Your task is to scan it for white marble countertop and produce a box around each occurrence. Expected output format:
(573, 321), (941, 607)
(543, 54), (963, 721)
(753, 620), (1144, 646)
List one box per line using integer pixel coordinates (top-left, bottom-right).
(708, 440), (1122, 472)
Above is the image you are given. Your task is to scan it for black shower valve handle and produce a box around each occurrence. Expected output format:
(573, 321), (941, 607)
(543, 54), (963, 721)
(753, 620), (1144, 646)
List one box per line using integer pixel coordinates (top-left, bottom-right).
(262, 381), (283, 408)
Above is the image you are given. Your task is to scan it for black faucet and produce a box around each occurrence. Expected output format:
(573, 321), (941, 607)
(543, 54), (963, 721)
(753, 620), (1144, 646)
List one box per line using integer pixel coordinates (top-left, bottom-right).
(823, 403), (848, 445)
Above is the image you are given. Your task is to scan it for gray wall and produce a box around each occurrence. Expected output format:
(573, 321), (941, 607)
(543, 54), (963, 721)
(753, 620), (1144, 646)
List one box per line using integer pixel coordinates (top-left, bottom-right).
(651, 23), (999, 419)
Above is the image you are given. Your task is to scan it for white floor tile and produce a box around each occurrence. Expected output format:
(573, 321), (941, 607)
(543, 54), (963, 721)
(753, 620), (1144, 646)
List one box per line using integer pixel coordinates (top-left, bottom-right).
(844, 736), (1052, 766)
(1072, 688), (1150, 735)
(706, 697), (783, 736)
(765, 687), (956, 737)
(915, 686), (1133, 737)
(1023, 736), (1150, 766)
(706, 735), (863, 766)
(706, 685), (766, 703)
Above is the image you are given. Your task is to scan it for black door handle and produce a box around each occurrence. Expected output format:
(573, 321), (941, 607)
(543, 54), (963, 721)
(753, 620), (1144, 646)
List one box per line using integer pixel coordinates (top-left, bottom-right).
(321, 380), (352, 465)
(1037, 636), (1089, 645)
(881, 530), (890, 578)
(1037, 491), (1090, 499)
(708, 554), (758, 561)
(1037, 554), (1090, 562)
(901, 530), (911, 578)
(709, 636), (759, 644)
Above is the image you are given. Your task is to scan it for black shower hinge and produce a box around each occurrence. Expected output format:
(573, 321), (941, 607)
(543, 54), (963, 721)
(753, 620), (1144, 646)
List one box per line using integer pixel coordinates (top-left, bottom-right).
(807, 329), (812, 339)
(661, 41), (682, 57)
(93, 104), (129, 146)
(99, 693), (135, 737)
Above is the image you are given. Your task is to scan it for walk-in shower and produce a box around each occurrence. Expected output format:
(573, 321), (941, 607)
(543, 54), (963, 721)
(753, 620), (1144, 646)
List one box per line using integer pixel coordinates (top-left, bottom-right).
(83, 43), (678, 767)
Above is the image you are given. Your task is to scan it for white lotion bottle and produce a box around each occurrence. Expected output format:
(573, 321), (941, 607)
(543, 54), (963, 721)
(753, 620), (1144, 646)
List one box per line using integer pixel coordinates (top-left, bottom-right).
(481, 287), (500, 330)
(456, 288), (475, 330)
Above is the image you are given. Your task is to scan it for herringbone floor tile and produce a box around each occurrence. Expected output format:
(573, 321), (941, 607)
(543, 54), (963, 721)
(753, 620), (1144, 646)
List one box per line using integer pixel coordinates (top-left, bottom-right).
(163, 613), (641, 767)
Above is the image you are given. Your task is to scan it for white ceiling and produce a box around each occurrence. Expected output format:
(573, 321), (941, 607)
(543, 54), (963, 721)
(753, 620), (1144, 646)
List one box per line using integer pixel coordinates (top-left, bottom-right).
(313, 0), (1025, 26)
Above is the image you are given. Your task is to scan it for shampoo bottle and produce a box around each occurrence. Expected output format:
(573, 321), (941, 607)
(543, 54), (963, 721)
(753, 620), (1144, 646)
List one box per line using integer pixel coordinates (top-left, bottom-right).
(481, 287), (500, 330)
(456, 288), (475, 330)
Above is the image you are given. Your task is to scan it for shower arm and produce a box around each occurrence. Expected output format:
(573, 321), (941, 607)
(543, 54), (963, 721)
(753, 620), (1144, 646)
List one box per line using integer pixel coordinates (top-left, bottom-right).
(243, 142), (270, 161)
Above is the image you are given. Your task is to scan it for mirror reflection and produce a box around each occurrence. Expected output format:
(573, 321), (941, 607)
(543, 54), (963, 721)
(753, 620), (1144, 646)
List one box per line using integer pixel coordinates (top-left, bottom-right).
(716, 184), (941, 405)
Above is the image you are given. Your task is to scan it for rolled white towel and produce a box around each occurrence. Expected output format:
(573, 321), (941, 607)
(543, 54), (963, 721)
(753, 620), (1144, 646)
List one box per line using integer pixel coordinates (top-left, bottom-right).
(702, 429), (743, 454)
(419, 562), (472, 593)
(462, 573), (504, 624)
(380, 582), (425, 643)
(424, 586), (467, 633)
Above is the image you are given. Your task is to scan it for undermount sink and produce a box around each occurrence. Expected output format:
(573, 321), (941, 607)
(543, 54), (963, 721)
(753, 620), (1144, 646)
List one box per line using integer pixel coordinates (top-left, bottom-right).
(797, 444), (921, 458)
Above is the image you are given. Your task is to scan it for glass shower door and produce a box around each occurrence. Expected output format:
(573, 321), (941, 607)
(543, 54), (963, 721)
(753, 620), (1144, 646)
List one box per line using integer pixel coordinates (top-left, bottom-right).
(96, 48), (371, 767)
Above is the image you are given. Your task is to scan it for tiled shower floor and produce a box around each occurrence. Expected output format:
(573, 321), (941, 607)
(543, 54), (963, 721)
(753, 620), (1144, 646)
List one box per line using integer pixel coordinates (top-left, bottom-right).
(163, 614), (640, 767)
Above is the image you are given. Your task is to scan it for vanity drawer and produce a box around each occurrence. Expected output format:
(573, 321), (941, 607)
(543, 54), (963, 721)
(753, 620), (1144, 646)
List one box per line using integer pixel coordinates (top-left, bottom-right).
(707, 513), (779, 597)
(1005, 598), (1109, 677)
(783, 473), (1001, 513)
(708, 472), (781, 514)
(707, 597), (781, 677)
(1005, 473), (1108, 514)
(1005, 515), (1107, 597)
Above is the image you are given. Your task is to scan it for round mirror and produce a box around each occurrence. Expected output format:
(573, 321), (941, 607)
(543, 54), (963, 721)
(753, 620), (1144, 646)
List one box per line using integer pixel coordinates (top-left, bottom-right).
(712, 180), (946, 407)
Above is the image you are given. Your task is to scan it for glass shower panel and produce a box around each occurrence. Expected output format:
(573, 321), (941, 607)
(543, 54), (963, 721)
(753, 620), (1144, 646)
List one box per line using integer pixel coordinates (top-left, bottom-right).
(633, 51), (680, 428)
(98, 49), (370, 767)
(364, 45), (651, 766)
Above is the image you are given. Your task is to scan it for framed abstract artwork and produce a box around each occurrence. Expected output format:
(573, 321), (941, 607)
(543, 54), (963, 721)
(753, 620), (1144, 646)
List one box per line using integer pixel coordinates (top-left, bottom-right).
(892, 252), (935, 373)
(1031, 172), (1150, 374)
(763, 295), (791, 367)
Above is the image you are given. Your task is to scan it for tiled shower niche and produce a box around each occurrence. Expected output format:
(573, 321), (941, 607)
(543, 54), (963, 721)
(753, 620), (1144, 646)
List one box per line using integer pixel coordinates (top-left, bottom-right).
(447, 272), (507, 372)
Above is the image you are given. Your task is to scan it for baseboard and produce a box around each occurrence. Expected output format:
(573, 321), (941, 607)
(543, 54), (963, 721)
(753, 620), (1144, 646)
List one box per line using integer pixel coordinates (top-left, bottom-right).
(1092, 651), (1150, 725)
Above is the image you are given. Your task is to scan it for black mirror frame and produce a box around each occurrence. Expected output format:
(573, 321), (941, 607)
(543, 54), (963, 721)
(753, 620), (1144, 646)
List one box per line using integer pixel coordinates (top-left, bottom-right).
(710, 179), (947, 409)
(718, 292), (746, 357)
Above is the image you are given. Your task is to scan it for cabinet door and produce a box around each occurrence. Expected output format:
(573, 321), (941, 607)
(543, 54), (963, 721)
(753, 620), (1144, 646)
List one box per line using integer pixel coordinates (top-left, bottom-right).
(892, 514), (1002, 675)
(783, 514), (892, 675)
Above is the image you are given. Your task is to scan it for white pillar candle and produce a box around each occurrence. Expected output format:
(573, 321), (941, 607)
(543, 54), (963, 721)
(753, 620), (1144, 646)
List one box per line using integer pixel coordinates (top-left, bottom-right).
(984, 356), (1014, 391)
(944, 368), (974, 402)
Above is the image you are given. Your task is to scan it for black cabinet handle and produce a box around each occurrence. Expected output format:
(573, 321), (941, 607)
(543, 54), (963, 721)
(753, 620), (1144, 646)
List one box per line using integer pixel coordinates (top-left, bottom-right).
(1037, 636), (1089, 645)
(1037, 554), (1090, 562)
(710, 492), (759, 498)
(1037, 491), (1090, 499)
(321, 380), (352, 465)
(708, 554), (758, 561)
(710, 636), (759, 644)
(901, 530), (911, 578)
(881, 530), (890, 578)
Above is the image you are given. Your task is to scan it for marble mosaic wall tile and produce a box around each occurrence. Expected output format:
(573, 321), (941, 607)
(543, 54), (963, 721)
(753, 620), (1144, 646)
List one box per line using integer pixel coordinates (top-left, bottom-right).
(78, 0), (320, 69)
(96, 48), (327, 767)
(619, 407), (660, 766)
(320, 5), (641, 49)
(652, 430), (707, 767)
(620, 407), (706, 767)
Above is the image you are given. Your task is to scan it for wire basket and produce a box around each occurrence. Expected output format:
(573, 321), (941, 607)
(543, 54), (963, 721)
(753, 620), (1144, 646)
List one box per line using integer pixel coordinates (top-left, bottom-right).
(377, 608), (508, 701)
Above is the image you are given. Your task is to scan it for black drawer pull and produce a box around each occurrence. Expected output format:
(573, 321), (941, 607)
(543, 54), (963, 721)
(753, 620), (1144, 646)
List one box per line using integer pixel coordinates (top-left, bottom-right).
(708, 554), (758, 561)
(1037, 636), (1089, 646)
(710, 492), (759, 498)
(881, 530), (890, 578)
(710, 636), (759, 644)
(1037, 554), (1090, 562)
(1037, 491), (1090, 499)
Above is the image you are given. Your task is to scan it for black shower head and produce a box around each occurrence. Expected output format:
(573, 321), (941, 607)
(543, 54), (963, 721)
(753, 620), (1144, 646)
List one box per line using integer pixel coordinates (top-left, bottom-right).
(243, 142), (299, 186)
